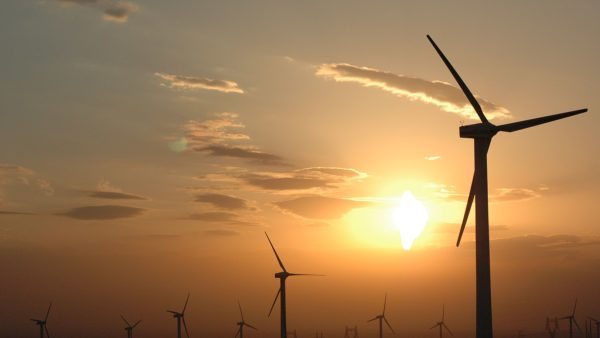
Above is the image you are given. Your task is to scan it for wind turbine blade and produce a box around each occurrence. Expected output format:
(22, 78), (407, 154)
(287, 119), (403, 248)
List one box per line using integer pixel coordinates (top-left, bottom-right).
(457, 172), (476, 247)
(245, 323), (258, 330)
(588, 317), (599, 323)
(265, 232), (287, 272)
(443, 323), (454, 336)
(572, 298), (578, 316)
(426, 35), (489, 125)
(45, 303), (52, 321)
(183, 317), (191, 338)
(442, 304), (445, 322)
(238, 300), (244, 321)
(430, 324), (439, 330)
(133, 320), (141, 328)
(45, 325), (50, 338)
(182, 293), (190, 314)
(30, 318), (40, 322)
(287, 273), (325, 277)
(268, 288), (281, 317)
(384, 317), (396, 334)
(383, 293), (387, 315)
(167, 310), (179, 315)
(496, 109), (586, 133)
(121, 315), (131, 327)
(235, 327), (241, 338)
(574, 317), (581, 332)
(367, 316), (378, 323)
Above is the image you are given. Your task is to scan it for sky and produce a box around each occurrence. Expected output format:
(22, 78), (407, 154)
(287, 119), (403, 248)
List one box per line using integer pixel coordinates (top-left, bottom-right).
(1, 1), (599, 337)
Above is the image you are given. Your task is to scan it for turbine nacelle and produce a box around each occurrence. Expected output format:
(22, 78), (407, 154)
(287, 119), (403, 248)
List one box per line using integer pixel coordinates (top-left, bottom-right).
(275, 271), (289, 279)
(459, 123), (498, 139)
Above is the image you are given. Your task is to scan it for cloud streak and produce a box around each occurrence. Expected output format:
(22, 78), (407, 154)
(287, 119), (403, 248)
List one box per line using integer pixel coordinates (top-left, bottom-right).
(316, 63), (511, 121)
(61, 205), (145, 220)
(194, 193), (248, 210)
(56, 0), (139, 22)
(274, 195), (370, 219)
(155, 73), (244, 94)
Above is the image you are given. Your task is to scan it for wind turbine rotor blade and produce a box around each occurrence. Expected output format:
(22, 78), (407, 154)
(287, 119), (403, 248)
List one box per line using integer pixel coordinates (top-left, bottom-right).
(383, 293), (387, 315)
(367, 316), (378, 323)
(426, 35), (489, 124)
(45, 303), (52, 321)
(133, 320), (141, 328)
(443, 323), (454, 336)
(268, 288), (281, 317)
(45, 325), (50, 338)
(442, 304), (445, 322)
(457, 172), (476, 247)
(183, 317), (191, 338)
(430, 324), (439, 330)
(572, 298), (578, 316)
(245, 323), (258, 330)
(30, 318), (40, 322)
(167, 310), (179, 315)
(265, 232), (287, 272)
(182, 293), (190, 314)
(121, 315), (131, 327)
(238, 300), (244, 321)
(287, 273), (325, 277)
(496, 109), (586, 133)
(235, 327), (241, 338)
(588, 317), (599, 322)
(574, 317), (581, 332)
(384, 317), (396, 334)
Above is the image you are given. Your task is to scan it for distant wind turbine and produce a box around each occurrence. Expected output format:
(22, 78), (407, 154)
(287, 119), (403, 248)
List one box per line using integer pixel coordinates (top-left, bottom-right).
(167, 293), (191, 338)
(588, 317), (600, 338)
(560, 299), (581, 338)
(367, 294), (395, 338)
(426, 34), (587, 338)
(236, 300), (257, 338)
(120, 315), (141, 338)
(30, 302), (52, 338)
(546, 316), (559, 338)
(265, 232), (323, 338)
(430, 305), (453, 338)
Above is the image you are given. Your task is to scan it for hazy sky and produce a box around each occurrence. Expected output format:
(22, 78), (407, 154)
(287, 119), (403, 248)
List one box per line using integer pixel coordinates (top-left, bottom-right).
(1, 1), (599, 338)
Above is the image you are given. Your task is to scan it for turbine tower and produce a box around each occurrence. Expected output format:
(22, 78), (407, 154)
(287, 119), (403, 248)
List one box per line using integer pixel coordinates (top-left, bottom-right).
(236, 300), (258, 338)
(560, 299), (581, 338)
(367, 294), (395, 338)
(120, 315), (141, 338)
(426, 35), (587, 338)
(30, 302), (52, 338)
(167, 293), (191, 338)
(265, 232), (322, 338)
(344, 326), (359, 338)
(545, 317), (559, 338)
(430, 305), (453, 338)
(588, 317), (600, 338)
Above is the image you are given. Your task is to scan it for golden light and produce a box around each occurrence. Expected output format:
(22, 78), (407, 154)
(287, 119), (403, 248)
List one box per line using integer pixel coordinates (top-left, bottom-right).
(392, 191), (429, 250)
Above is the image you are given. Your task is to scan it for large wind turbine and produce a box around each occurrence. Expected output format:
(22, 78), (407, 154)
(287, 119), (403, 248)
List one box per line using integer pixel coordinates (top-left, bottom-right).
(120, 315), (141, 338)
(430, 305), (453, 338)
(30, 302), (52, 338)
(265, 232), (322, 338)
(167, 293), (191, 338)
(367, 294), (395, 338)
(426, 35), (587, 338)
(560, 299), (581, 338)
(236, 300), (257, 338)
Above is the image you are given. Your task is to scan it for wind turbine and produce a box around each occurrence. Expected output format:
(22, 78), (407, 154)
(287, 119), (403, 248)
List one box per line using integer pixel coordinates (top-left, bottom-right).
(30, 302), (52, 338)
(426, 35), (587, 338)
(546, 317), (559, 338)
(167, 293), (191, 338)
(120, 315), (141, 338)
(560, 299), (581, 338)
(367, 294), (395, 338)
(265, 232), (323, 338)
(588, 317), (600, 338)
(236, 300), (257, 338)
(430, 305), (453, 338)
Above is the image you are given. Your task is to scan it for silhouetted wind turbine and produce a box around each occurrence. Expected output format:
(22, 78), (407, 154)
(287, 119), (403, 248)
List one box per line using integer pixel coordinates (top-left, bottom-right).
(236, 300), (257, 338)
(546, 317), (559, 338)
(430, 305), (453, 338)
(560, 299), (581, 338)
(588, 317), (600, 338)
(121, 315), (141, 338)
(367, 294), (395, 338)
(30, 302), (52, 338)
(168, 293), (191, 338)
(426, 34), (587, 338)
(265, 232), (323, 338)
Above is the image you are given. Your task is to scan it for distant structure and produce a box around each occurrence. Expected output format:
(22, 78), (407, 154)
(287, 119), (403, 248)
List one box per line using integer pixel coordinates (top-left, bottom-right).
(314, 331), (324, 338)
(120, 315), (141, 338)
(545, 317), (559, 338)
(30, 302), (52, 338)
(167, 293), (191, 338)
(588, 317), (600, 338)
(367, 293), (395, 338)
(287, 329), (298, 338)
(426, 34), (587, 338)
(344, 326), (359, 338)
(560, 299), (581, 338)
(236, 300), (258, 338)
(265, 232), (322, 338)
(430, 305), (453, 338)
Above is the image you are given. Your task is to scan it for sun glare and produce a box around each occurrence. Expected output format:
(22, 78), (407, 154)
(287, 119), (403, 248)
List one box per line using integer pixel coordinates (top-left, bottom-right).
(392, 191), (429, 250)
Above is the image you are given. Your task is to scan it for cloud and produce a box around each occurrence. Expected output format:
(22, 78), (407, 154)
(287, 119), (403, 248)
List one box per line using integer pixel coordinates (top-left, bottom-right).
(0, 210), (35, 215)
(488, 234), (600, 260)
(434, 222), (508, 234)
(194, 193), (248, 210)
(88, 191), (147, 200)
(424, 155), (441, 161)
(195, 145), (285, 165)
(56, 0), (138, 22)
(155, 73), (244, 94)
(61, 205), (145, 220)
(203, 229), (240, 237)
(240, 167), (367, 192)
(274, 195), (370, 219)
(316, 63), (511, 121)
(0, 164), (54, 202)
(187, 211), (259, 227)
(431, 183), (544, 203)
(493, 188), (540, 202)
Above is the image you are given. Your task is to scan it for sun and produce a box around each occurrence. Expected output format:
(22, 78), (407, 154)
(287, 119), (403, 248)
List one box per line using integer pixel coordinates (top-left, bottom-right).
(391, 191), (429, 250)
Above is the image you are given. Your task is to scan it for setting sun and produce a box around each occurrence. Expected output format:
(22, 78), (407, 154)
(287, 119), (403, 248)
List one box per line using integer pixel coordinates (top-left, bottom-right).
(392, 191), (429, 250)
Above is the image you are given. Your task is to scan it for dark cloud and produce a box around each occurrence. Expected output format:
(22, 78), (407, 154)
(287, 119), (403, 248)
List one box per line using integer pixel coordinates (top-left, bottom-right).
(155, 73), (244, 93)
(194, 193), (248, 210)
(61, 205), (145, 220)
(188, 211), (238, 222)
(274, 195), (370, 219)
(316, 63), (510, 121)
(88, 191), (147, 200)
(195, 145), (286, 165)
(203, 229), (240, 237)
(0, 210), (35, 215)
(56, 0), (138, 22)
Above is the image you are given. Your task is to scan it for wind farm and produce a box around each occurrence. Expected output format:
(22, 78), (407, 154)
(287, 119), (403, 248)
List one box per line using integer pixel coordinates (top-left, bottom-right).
(1, 1), (599, 338)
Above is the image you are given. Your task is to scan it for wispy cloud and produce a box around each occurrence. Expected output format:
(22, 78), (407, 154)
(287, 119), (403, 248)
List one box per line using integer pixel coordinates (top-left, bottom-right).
(56, 0), (139, 23)
(429, 182), (543, 203)
(203, 229), (240, 237)
(240, 167), (367, 192)
(424, 155), (441, 161)
(88, 191), (147, 200)
(274, 195), (370, 219)
(194, 193), (248, 210)
(187, 211), (259, 227)
(0, 164), (54, 202)
(60, 205), (145, 220)
(155, 73), (244, 94)
(316, 63), (511, 121)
